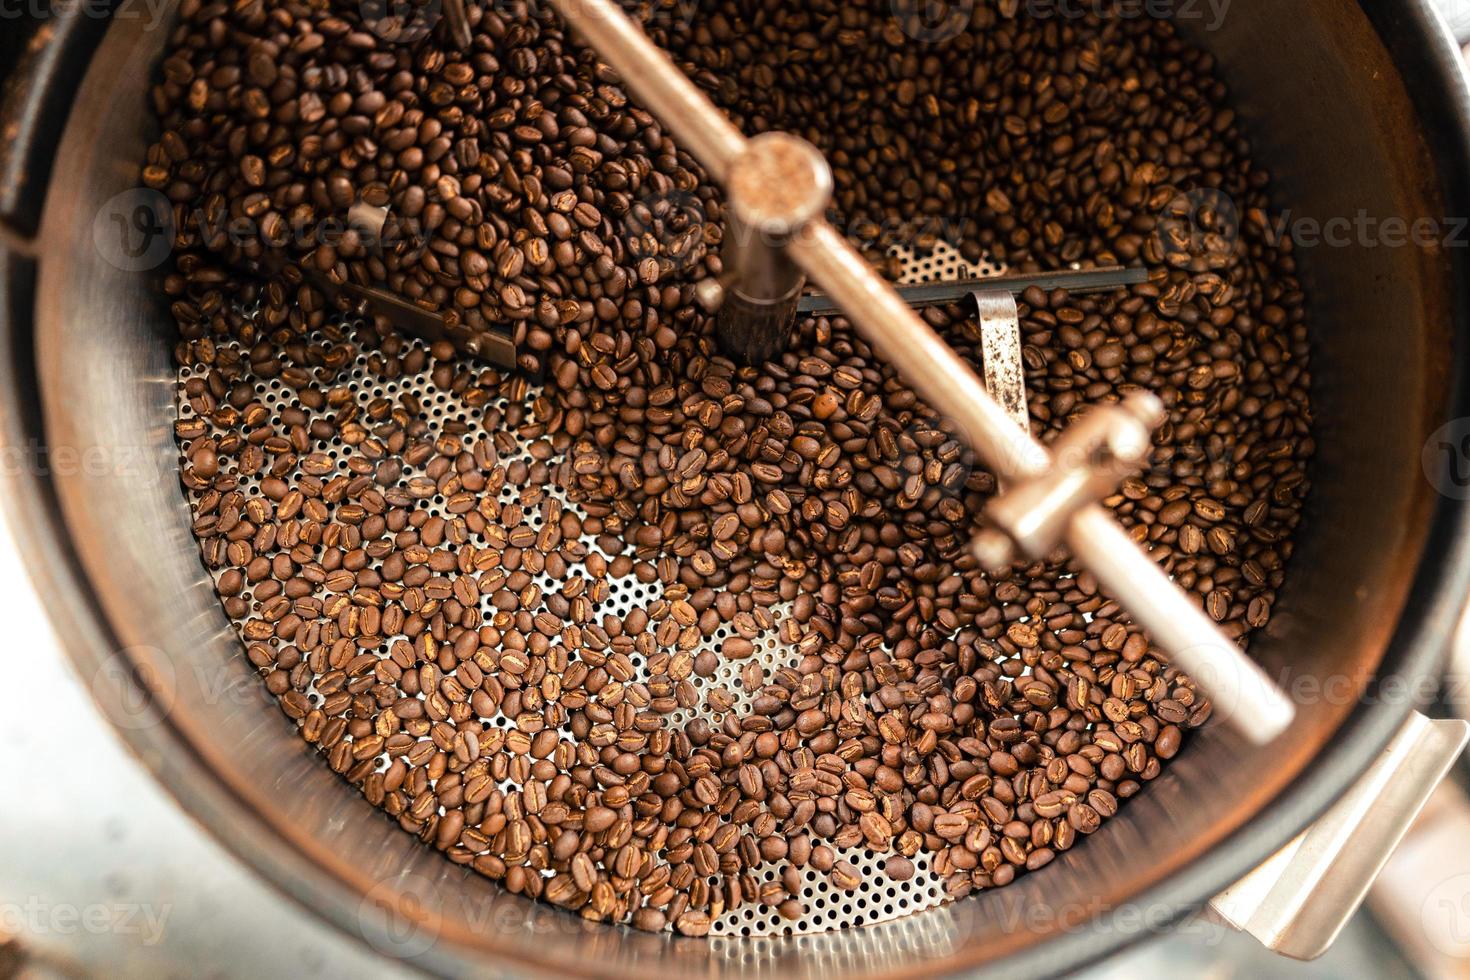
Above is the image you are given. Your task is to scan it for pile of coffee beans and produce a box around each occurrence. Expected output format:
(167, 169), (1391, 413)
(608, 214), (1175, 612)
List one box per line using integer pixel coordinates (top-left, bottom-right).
(160, 0), (1312, 936)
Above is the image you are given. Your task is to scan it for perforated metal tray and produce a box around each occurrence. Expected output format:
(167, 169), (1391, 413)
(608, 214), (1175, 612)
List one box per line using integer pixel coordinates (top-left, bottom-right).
(175, 242), (1000, 938)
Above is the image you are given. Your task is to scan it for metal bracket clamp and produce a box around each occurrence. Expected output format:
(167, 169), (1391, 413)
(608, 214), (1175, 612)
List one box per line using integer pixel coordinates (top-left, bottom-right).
(974, 291), (1028, 433)
(974, 393), (1164, 564)
(1211, 711), (1470, 960)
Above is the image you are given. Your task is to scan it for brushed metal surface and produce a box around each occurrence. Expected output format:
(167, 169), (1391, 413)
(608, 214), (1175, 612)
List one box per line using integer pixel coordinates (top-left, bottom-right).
(1211, 712), (1470, 958)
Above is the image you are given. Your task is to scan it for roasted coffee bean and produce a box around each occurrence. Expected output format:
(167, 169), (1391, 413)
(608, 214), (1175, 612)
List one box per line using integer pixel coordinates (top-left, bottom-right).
(884, 856), (916, 882)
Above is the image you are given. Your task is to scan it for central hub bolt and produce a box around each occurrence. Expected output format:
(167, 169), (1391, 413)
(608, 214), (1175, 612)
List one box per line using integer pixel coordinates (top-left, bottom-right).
(715, 133), (833, 364)
(726, 132), (833, 238)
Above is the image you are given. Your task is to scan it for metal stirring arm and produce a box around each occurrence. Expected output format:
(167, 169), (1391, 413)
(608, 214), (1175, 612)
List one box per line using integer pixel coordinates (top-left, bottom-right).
(547, 0), (1294, 742)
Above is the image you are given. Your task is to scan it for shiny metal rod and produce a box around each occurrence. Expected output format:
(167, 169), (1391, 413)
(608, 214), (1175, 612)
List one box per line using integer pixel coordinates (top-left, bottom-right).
(1069, 507), (1294, 737)
(546, 0), (1294, 743)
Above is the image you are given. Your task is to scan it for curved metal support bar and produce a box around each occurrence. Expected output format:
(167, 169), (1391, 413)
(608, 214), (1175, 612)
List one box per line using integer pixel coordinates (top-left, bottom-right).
(973, 290), (1029, 433)
(798, 265), (1151, 316)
